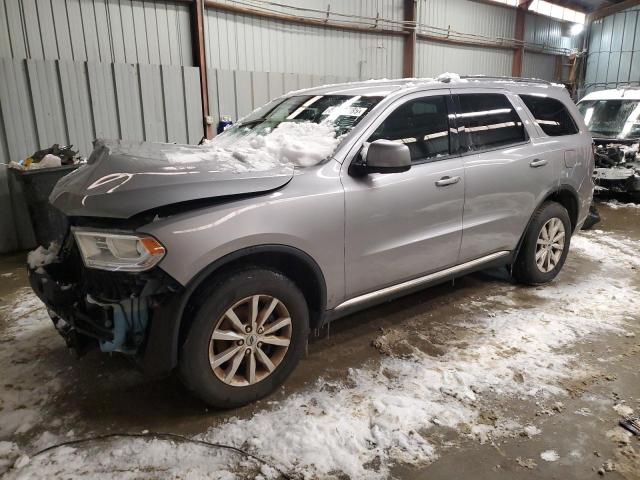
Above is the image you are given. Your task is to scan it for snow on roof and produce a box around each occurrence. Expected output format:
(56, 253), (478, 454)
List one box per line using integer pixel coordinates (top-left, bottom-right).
(288, 74), (563, 98)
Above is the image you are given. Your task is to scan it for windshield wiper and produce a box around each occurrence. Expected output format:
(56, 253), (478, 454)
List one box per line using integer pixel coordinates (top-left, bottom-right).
(237, 118), (266, 128)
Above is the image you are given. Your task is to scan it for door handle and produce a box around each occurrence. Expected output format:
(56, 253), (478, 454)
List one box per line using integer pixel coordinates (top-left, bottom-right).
(435, 175), (461, 187)
(530, 159), (548, 168)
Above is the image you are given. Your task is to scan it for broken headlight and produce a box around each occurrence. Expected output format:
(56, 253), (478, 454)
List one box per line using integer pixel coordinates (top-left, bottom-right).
(73, 230), (165, 272)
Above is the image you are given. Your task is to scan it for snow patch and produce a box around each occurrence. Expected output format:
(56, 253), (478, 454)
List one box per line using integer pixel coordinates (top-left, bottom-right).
(540, 450), (560, 462)
(4, 439), (241, 480)
(602, 200), (640, 210)
(523, 425), (542, 437)
(613, 404), (634, 418)
(26, 243), (59, 271)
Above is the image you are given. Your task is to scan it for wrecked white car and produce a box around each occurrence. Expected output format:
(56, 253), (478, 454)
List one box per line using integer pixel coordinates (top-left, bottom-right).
(578, 89), (640, 194)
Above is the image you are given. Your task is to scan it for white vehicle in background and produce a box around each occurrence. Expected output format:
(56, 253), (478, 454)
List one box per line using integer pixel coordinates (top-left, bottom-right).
(577, 88), (640, 194)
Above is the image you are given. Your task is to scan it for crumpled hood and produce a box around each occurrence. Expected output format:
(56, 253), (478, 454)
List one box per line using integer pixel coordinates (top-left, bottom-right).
(50, 139), (294, 218)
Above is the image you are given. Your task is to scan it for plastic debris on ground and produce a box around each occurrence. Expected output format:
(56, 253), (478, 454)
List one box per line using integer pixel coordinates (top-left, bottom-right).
(619, 417), (640, 436)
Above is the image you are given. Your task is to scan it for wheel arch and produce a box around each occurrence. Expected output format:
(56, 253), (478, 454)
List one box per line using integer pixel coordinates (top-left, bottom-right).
(512, 185), (580, 265)
(545, 185), (580, 233)
(172, 244), (327, 363)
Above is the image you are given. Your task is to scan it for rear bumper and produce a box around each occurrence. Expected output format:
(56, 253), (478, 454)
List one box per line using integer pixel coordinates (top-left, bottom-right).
(28, 263), (185, 377)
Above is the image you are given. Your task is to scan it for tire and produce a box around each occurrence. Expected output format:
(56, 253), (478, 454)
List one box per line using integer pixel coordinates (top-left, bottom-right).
(513, 201), (572, 285)
(179, 268), (309, 408)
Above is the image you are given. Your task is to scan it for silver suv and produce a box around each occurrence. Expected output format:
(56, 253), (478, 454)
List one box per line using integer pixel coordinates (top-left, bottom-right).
(29, 76), (594, 407)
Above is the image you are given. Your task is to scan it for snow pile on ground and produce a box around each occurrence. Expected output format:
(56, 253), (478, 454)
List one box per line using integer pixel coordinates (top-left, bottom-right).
(3, 231), (639, 479)
(603, 199), (640, 210)
(180, 122), (341, 171)
(540, 450), (560, 462)
(0, 289), (64, 440)
(573, 230), (640, 269)
(4, 438), (243, 480)
(26, 243), (59, 271)
(202, 238), (636, 478)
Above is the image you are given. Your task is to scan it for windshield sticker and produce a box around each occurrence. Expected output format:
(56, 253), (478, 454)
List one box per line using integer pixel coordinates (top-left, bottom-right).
(322, 106), (368, 118)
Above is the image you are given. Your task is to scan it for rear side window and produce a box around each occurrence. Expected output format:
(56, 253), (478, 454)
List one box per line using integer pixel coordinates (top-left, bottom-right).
(456, 94), (526, 151)
(520, 95), (578, 136)
(368, 96), (450, 162)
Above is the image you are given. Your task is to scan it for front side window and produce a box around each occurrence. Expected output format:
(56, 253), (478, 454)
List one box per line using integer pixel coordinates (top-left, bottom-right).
(456, 94), (526, 151)
(368, 96), (451, 162)
(577, 99), (640, 140)
(520, 95), (578, 136)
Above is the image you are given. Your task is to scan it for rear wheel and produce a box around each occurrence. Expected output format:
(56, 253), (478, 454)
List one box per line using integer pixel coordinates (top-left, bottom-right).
(513, 201), (572, 285)
(179, 268), (309, 408)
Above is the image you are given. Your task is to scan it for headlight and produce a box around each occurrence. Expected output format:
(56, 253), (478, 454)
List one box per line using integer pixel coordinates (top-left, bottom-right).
(73, 230), (166, 272)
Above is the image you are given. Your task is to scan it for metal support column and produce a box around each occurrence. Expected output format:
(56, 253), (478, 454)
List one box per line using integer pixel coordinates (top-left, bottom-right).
(191, 0), (213, 139)
(403, 0), (416, 78)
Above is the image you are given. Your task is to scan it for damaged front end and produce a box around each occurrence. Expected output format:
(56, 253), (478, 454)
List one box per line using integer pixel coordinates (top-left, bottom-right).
(28, 231), (184, 376)
(593, 140), (640, 194)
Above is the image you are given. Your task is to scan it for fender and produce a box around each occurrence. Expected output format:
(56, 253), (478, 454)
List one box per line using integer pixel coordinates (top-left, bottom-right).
(139, 244), (327, 377)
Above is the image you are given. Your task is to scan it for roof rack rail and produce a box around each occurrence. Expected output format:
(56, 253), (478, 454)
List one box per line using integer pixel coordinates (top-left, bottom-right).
(455, 75), (553, 85)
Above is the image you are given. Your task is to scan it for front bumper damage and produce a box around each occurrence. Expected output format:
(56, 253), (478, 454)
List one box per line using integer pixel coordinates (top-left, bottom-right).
(28, 241), (185, 377)
(593, 141), (640, 194)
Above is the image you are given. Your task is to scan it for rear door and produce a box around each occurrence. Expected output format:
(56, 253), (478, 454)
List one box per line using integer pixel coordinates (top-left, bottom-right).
(341, 91), (465, 299)
(518, 93), (589, 213)
(453, 90), (559, 263)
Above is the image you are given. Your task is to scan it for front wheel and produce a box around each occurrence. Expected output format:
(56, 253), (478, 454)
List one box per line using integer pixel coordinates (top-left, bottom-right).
(179, 268), (309, 408)
(513, 201), (572, 285)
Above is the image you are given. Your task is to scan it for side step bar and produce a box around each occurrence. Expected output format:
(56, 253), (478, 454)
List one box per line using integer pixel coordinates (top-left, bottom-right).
(334, 250), (511, 312)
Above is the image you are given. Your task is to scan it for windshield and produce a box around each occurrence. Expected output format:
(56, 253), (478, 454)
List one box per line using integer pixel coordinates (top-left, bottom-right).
(578, 99), (640, 139)
(210, 94), (382, 149)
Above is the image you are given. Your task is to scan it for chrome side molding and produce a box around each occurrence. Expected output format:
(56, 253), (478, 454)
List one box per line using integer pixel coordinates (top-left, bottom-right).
(335, 251), (510, 311)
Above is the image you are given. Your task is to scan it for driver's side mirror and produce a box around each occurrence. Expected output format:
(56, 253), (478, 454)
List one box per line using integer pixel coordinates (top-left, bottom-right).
(354, 139), (411, 175)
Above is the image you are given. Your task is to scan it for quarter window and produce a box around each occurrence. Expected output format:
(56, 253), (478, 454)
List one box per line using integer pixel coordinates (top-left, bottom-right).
(520, 95), (579, 136)
(368, 96), (451, 162)
(456, 94), (526, 151)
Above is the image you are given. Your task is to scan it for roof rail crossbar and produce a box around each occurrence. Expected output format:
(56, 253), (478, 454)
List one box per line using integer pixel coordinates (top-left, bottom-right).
(455, 75), (553, 85)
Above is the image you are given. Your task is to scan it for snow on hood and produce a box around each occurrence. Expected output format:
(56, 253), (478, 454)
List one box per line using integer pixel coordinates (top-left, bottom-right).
(49, 122), (340, 218)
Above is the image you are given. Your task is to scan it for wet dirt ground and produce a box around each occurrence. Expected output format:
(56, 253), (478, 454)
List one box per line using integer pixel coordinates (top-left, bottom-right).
(1, 199), (639, 479)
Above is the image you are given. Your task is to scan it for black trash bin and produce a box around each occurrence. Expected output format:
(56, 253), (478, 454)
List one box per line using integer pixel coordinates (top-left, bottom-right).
(9, 165), (79, 247)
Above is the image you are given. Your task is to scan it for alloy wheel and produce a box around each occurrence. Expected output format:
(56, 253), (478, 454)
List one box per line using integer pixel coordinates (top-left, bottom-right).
(209, 295), (292, 386)
(535, 217), (565, 273)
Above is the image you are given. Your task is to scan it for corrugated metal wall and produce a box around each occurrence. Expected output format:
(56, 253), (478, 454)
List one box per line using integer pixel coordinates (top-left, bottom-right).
(0, 59), (202, 165)
(204, 3), (404, 78)
(524, 12), (581, 53)
(0, 0), (198, 166)
(522, 51), (557, 80)
(582, 7), (640, 97)
(414, 2), (576, 81)
(417, 0), (516, 40)
(416, 42), (513, 78)
(0, 0), (193, 65)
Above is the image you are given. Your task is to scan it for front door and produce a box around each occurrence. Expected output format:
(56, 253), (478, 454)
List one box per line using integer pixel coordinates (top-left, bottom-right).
(341, 92), (465, 299)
